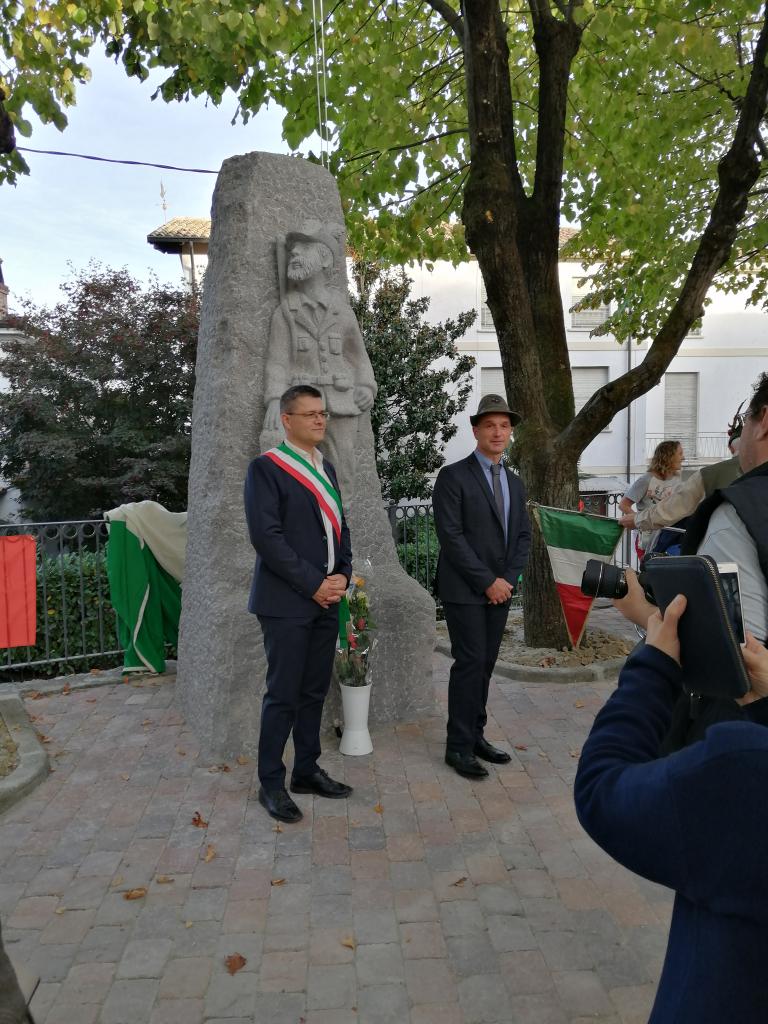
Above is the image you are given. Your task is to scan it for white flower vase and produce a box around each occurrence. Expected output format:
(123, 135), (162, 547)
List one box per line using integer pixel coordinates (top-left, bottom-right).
(339, 680), (373, 756)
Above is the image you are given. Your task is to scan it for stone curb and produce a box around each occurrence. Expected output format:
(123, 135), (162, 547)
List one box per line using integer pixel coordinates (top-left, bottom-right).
(434, 640), (625, 683)
(4, 661), (178, 699)
(0, 693), (49, 814)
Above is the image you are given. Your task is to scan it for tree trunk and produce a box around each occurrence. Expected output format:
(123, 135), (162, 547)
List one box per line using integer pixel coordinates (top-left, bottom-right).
(517, 447), (578, 648)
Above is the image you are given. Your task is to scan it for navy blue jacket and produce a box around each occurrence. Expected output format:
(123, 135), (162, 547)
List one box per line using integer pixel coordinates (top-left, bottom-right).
(575, 643), (768, 1023)
(432, 454), (531, 604)
(244, 453), (352, 617)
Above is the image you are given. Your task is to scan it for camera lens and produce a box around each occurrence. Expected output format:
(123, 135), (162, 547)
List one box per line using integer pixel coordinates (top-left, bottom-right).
(580, 559), (628, 599)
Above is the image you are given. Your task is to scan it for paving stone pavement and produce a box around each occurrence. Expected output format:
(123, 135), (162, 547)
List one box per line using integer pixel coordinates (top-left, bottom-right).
(1, 648), (672, 1024)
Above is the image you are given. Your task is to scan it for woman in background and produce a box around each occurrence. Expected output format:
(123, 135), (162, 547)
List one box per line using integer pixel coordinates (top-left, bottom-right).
(619, 439), (684, 558)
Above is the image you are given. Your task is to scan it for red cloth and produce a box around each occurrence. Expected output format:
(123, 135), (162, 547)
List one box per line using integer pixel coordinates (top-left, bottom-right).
(0, 535), (37, 648)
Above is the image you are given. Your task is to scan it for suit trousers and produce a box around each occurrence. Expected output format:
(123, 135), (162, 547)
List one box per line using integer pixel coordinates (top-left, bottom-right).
(443, 601), (510, 754)
(257, 606), (339, 789)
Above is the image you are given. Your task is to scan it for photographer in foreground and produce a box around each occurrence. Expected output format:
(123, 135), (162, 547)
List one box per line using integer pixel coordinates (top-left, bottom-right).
(575, 597), (768, 1024)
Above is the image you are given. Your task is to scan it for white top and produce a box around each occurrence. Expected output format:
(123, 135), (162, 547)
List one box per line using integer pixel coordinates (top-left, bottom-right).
(698, 503), (768, 641)
(284, 440), (336, 574)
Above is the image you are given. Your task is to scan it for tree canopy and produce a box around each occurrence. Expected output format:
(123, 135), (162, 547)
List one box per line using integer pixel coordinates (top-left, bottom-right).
(3, 2), (767, 324)
(5, 0), (768, 644)
(0, 265), (198, 521)
(351, 262), (475, 503)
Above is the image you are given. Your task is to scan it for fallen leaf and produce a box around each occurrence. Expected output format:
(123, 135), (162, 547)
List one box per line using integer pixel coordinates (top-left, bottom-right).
(569, 749), (580, 758)
(484, 209), (494, 222)
(27, 690), (42, 700)
(61, 682), (71, 695)
(38, 734), (51, 744)
(537, 751), (548, 759)
(141, 719), (153, 727)
(120, 773), (130, 781)
(86, 697), (97, 703)
(514, 744), (528, 751)
(224, 953), (247, 975)
(176, 749), (187, 756)
(373, 803), (384, 814)
(451, 876), (467, 887)
(236, 755), (250, 766)
(123, 887), (147, 901)
(89, 669), (102, 675)
(538, 655), (556, 668)
(191, 811), (209, 828)
(155, 875), (175, 884)
(574, 700), (585, 709)
(203, 845), (217, 863)
(122, 676), (131, 684)
(55, 907), (66, 915)
(208, 763), (231, 773)
(272, 823), (283, 833)
(270, 878), (286, 887)
(341, 938), (355, 950)
(111, 875), (124, 888)
(185, 920), (193, 928)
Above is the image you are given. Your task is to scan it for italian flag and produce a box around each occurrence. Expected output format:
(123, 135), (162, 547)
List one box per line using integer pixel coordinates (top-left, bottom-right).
(532, 505), (624, 648)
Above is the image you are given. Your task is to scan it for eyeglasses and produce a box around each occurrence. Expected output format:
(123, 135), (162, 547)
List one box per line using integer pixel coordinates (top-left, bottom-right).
(287, 410), (331, 421)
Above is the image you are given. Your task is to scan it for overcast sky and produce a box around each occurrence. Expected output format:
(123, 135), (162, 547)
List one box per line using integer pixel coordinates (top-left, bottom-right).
(0, 53), (291, 310)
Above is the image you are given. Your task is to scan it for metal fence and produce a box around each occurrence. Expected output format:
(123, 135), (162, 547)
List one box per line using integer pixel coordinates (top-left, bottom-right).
(1, 494), (630, 678)
(0, 520), (122, 679)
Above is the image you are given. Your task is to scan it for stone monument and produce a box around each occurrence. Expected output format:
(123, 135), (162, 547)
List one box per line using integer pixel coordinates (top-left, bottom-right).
(177, 152), (436, 759)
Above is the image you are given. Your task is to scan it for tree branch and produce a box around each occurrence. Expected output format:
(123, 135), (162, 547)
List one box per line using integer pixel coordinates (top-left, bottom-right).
(422, 0), (465, 47)
(558, 0), (768, 458)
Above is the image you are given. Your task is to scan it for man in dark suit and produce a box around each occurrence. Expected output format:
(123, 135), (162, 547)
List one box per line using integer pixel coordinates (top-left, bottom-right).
(433, 394), (531, 779)
(245, 384), (353, 822)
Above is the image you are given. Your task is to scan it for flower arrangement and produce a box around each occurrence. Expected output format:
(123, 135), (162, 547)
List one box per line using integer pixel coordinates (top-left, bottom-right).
(335, 572), (377, 687)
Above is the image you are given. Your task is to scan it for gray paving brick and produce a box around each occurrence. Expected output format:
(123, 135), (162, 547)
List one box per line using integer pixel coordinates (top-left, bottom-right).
(457, 973), (511, 1024)
(117, 937), (174, 978)
(446, 934), (499, 977)
(439, 899), (486, 937)
(356, 982), (410, 1024)
(204, 974), (257, 1018)
(353, 908), (398, 944)
(101, 979), (160, 1024)
(307, 963), (356, 1009)
(355, 942), (405, 987)
(251, 992), (307, 1023)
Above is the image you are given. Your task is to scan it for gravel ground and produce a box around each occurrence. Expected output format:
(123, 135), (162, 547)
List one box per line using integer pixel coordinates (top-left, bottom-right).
(0, 712), (19, 779)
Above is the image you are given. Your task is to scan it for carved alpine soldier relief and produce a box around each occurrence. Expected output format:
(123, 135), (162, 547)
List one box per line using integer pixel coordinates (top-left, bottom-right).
(260, 219), (377, 502)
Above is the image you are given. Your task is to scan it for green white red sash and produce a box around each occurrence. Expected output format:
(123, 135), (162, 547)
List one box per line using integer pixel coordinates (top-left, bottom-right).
(264, 442), (343, 541)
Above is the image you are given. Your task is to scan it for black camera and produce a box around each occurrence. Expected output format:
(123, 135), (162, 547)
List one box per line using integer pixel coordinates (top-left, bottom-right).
(580, 553), (665, 601)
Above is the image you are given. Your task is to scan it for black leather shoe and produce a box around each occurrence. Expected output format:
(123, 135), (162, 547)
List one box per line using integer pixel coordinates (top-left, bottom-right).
(474, 737), (512, 764)
(258, 786), (303, 823)
(290, 768), (352, 799)
(445, 750), (489, 779)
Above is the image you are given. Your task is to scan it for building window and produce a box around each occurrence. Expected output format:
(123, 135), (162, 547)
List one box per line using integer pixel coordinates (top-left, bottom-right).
(479, 281), (495, 332)
(570, 276), (610, 330)
(664, 372), (698, 458)
(573, 366), (611, 431)
(480, 367), (505, 399)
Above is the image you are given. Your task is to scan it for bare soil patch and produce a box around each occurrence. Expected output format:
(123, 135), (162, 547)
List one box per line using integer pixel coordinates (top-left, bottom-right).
(0, 714), (19, 779)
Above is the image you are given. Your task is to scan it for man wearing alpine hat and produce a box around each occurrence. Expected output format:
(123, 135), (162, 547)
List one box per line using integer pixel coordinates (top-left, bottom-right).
(433, 394), (531, 779)
(245, 384), (353, 823)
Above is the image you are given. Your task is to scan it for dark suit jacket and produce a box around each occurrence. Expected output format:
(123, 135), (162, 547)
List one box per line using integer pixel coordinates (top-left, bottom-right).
(244, 453), (352, 617)
(433, 454), (531, 605)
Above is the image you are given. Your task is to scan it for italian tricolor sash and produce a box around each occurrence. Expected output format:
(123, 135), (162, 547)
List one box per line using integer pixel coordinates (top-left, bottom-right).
(532, 504), (623, 648)
(264, 443), (343, 541)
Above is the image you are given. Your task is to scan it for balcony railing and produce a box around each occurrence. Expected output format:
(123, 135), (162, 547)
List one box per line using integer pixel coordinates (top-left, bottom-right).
(645, 433), (729, 463)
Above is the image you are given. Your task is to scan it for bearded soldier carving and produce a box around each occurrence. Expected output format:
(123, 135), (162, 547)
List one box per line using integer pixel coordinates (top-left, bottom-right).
(261, 220), (377, 501)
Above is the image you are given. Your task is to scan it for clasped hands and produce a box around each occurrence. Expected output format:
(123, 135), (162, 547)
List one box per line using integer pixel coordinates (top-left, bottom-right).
(485, 577), (514, 605)
(313, 573), (348, 608)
